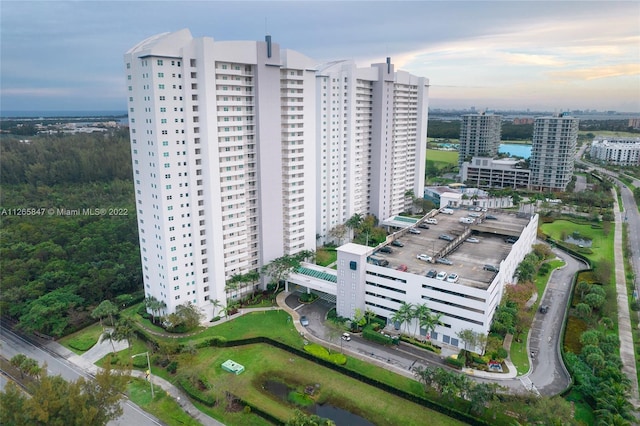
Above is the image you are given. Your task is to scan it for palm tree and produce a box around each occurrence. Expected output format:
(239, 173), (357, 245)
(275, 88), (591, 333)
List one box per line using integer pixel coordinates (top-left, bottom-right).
(413, 304), (431, 337)
(420, 311), (442, 341)
(210, 299), (223, 317)
(396, 302), (414, 336)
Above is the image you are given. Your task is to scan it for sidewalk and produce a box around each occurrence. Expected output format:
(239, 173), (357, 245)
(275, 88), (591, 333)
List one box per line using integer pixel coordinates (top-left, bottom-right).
(612, 189), (640, 407)
(44, 337), (224, 426)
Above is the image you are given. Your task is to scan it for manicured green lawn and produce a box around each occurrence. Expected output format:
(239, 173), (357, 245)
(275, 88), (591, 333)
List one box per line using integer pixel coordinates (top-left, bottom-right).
(175, 310), (304, 347)
(539, 220), (614, 264)
(316, 247), (337, 267)
(58, 322), (103, 354)
(154, 344), (467, 426)
(127, 379), (203, 426)
(427, 149), (458, 165)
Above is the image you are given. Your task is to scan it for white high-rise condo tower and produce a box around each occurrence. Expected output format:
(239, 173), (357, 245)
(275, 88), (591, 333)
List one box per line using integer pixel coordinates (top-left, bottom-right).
(530, 113), (578, 191)
(315, 59), (429, 244)
(124, 30), (429, 319)
(124, 29), (317, 319)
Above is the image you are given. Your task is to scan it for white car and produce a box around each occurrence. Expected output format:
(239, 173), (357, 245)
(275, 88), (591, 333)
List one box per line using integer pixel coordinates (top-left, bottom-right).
(446, 273), (459, 283)
(417, 254), (432, 262)
(436, 271), (447, 280)
(440, 208), (454, 215)
(408, 228), (421, 234)
(425, 218), (438, 225)
(459, 217), (474, 224)
(465, 237), (480, 243)
(341, 333), (351, 341)
(468, 212), (482, 218)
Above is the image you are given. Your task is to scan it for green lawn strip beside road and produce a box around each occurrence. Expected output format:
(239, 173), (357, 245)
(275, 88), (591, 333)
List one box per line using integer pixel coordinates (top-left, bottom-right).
(127, 379), (202, 426)
(58, 323), (104, 355)
(150, 344), (468, 426)
(510, 259), (565, 374)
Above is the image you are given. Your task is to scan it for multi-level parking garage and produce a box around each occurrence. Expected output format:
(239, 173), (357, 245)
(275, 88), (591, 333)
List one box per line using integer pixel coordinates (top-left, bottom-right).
(286, 208), (538, 354)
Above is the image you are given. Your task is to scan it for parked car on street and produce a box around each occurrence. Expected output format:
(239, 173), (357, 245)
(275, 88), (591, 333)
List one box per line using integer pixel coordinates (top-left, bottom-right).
(505, 236), (518, 244)
(425, 218), (438, 224)
(486, 214), (498, 220)
(341, 332), (351, 341)
(465, 237), (480, 243)
(483, 264), (499, 272)
(436, 271), (447, 280)
(418, 223), (430, 229)
(446, 273), (459, 283)
(439, 234), (454, 241)
(426, 269), (438, 278)
(417, 254), (432, 262)
(436, 257), (453, 265)
(408, 228), (421, 234)
(300, 316), (309, 326)
(379, 246), (392, 253)
(391, 240), (404, 247)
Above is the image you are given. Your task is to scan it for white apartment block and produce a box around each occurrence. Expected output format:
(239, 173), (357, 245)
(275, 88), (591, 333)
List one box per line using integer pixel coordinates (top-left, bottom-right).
(529, 114), (578, 192)
(124, 29), (317, 318)
(590, 137), (640, 166)
(125, 29), (429, 319)
(458, 113), (502, 167)
(315, 60), (428, 244)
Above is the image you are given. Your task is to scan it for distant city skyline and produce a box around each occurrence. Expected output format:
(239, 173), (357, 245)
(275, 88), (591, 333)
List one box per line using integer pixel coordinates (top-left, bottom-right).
(1, 1), (639, 113)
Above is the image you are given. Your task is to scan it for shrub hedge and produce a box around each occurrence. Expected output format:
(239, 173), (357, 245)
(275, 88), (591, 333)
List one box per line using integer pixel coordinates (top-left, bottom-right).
(177, 377), (216, 406)
(303, 343), (347, 365)
(362, 326), (395, 345)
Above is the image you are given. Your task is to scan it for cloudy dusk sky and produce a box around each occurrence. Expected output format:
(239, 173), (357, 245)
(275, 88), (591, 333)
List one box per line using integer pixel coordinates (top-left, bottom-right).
(1, 1), (639, 113)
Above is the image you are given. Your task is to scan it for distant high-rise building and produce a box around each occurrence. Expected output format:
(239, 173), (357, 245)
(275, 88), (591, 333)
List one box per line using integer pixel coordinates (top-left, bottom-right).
(314, 60), (429, 243)
(529, 114), (578, 191)
(124, 29), (429, 319)
(458, 113), (502, 167)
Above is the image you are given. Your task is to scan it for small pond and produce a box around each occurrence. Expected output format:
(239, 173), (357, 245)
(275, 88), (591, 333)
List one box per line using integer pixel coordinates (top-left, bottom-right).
(564, 235), (592, 247)
(263, 380), (375, 426)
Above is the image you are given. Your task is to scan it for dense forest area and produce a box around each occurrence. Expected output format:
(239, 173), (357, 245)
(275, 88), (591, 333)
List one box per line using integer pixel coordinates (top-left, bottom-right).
(0, 130), (142, 336)
(1, 129), (132, 185)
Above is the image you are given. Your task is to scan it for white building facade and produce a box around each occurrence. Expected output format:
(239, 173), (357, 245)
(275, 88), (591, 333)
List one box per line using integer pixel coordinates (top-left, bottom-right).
(335, 214), (539, 354)
(460, 156), (531, 189)
(124, 30), (317, 318)
(529, 114), (578, 191)
(589, 137), (640, 166)
(458, 113), (502, 168)
(315, 60), (429, 244)
(125, 30), (429, 319)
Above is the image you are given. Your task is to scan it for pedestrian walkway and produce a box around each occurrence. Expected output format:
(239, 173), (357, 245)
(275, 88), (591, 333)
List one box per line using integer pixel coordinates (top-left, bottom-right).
(43, 337), (224, 426)
(612, 189), (640, 407)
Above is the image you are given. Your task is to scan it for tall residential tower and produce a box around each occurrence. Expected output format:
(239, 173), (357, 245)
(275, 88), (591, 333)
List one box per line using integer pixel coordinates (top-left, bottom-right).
(529, 113), (578, 191)
(125, 29), (429, 319)
(458, 113), (502, 167)
(124, 30), (317, 318)
(315, 60), (429, 243)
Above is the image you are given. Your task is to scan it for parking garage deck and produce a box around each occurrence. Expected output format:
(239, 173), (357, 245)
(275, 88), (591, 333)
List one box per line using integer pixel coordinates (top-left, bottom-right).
(375, 209), (533, 289)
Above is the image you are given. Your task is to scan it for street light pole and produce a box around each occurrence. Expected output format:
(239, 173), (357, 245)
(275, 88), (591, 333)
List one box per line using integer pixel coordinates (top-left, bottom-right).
(131, 351), (154, 398)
